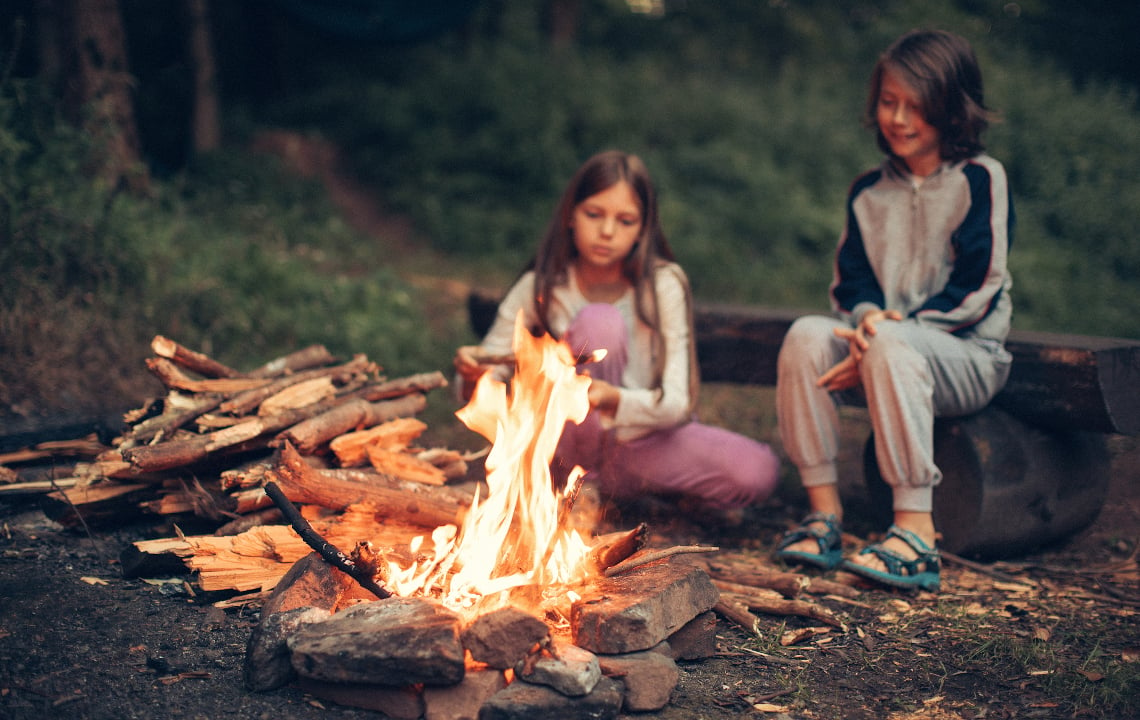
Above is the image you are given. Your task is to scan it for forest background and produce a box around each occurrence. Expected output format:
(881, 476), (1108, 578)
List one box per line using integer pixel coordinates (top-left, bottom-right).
(1, 0), (1138, 438)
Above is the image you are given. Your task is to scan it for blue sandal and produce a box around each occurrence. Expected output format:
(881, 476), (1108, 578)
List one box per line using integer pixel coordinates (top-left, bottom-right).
(774, 512), (843, 570)
(842, 525), (941, 592)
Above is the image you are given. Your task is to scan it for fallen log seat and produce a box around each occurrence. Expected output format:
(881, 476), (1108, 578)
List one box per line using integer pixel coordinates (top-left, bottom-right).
(469, 290), (1140, 559)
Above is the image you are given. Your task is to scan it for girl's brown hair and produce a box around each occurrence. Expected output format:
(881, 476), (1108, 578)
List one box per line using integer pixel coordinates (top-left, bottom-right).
(530, 149), (676, 338)
(865, 29), (992, 163)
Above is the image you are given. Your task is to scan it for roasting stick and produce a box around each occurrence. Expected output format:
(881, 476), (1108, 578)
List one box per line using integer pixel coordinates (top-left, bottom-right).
(470, 348), (607, 367)
(262, 480), (391, 599)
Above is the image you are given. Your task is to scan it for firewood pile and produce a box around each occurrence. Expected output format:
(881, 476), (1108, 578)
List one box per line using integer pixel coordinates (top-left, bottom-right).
(1, 336), (485, 599)
(2, 335), (863, 636)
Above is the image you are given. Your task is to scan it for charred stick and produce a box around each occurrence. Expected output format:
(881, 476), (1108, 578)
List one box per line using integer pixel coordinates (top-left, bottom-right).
(262, 480), (391, 599)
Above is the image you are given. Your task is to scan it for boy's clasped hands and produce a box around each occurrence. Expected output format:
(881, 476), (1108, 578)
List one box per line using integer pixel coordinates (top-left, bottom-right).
(816, 309), (903, 392)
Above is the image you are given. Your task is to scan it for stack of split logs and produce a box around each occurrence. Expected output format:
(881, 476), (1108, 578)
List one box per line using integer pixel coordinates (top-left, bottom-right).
(10, 336), (488, 597)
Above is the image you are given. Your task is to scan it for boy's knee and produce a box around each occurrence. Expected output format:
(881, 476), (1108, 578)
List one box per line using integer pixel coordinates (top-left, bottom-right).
(779, 315), (838, 367)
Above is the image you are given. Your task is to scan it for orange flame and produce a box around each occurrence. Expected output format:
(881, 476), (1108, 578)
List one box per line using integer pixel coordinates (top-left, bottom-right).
(384, 312), (597, 615)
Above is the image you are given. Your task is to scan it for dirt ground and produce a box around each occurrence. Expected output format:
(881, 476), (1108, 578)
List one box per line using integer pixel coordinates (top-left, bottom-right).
(1, 425), (1137, 720)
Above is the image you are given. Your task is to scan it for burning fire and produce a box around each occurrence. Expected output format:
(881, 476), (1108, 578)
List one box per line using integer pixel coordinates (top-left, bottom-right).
(383, 313), (601, 617)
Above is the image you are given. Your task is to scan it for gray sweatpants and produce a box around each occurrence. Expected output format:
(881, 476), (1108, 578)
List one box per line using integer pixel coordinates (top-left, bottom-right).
(775, 315), (1011, 513)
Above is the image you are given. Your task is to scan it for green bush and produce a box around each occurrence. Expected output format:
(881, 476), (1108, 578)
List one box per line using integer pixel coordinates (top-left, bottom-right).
(258, 0), (1140, 339)
(0, 84), (450, 420)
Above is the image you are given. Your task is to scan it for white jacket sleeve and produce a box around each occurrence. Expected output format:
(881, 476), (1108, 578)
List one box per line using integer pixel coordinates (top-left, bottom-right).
(611, 265), (694, 435)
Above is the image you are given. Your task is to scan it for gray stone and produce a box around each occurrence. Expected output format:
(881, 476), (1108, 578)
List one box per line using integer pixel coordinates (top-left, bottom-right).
(664, 610), (718, 660)
(289, 596), (465, 686)
(514, 641), (600, 697)
(262, 552), (352, 616)
(462, 606), (549, 670)
(597, 650), (679, 711)
(478, 676), (623, 720)
(423, 667), (508, 720)
(293, 678), (424, 718)
(571, 560), (720, 654)
(243, 605), (331, 691)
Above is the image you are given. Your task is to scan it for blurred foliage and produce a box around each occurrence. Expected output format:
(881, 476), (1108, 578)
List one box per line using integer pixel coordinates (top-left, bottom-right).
(257, 0), (1140, 337)
(0, 79), (448, 420)
(2, 0), (1140, 422)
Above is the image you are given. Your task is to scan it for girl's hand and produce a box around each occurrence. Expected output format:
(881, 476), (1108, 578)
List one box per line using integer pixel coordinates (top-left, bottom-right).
(454, 345), (502, 402)
(587, 377), (621, 416)
(453, 345), (488, 384)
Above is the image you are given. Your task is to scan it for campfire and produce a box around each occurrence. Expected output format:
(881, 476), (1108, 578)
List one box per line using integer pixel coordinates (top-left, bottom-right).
(244, 315), (724, 717)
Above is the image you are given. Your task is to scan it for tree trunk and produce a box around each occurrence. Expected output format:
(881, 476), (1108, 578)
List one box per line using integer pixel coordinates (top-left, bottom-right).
(185, 0), (220, 153)
(58, 0), (149, 192)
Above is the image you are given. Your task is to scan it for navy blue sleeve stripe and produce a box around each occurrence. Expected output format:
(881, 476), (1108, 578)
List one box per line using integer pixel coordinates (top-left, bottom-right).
(831, 170), (885, 312)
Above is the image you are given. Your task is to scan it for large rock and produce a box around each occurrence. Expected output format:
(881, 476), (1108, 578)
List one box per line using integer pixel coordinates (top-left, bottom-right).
(289, 597), (465, 686)
(571, 560), (720, 654)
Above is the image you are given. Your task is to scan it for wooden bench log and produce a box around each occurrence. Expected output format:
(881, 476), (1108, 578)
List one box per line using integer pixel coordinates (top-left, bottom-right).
(470, 290), (1140, 435)
(469, 289), (1140, 558)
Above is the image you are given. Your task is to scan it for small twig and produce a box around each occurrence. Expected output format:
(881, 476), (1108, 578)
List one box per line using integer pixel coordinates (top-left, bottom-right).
(941, 550), (1036, 586)
(262, 480), (390, 599)
(48, 461), (103, 561)
(603, 545), (719, 577)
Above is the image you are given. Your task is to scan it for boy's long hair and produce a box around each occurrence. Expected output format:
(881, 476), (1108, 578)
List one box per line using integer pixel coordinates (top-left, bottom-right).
(865, 29), (991, 163)
(530, 150), (676, 338)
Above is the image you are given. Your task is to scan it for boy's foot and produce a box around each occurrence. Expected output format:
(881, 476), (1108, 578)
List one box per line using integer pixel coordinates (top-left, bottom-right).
(842, 525), (940, 591)
(774, 512), (843, 570)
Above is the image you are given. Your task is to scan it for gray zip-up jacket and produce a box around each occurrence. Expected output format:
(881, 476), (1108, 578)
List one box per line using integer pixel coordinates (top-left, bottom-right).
(830, 154), (1014, 344)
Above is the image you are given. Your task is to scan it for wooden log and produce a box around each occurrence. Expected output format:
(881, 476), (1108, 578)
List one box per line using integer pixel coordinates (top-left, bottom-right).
(270, 441), (468, 528)
(275, 394), (427, 455)
(329, 417), (428, 467)
(587, 524), (649, 572)
(354, 371), (449, 402)
(698, 554), (861, 599)
(864, 406), (1111, 560)
(246, 344), (339, 378)
(713, 598), (761, 633)
(122, 417), (268, 472)
(123, 388), (425, 473)
(701, 564), (807, 599)
(719, 589), (845, 629)
(151, 335), (241, 378)
(117, 392), (226, 448)
(997, 330), (1140, 435)
(40, 482), (154, 528)
(0, 436), (107, 465)
(145, 357), (274, 394)
(220, 355), (376, 416)
(258, 377), (338, 417)
(366, 447), (447, 486)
